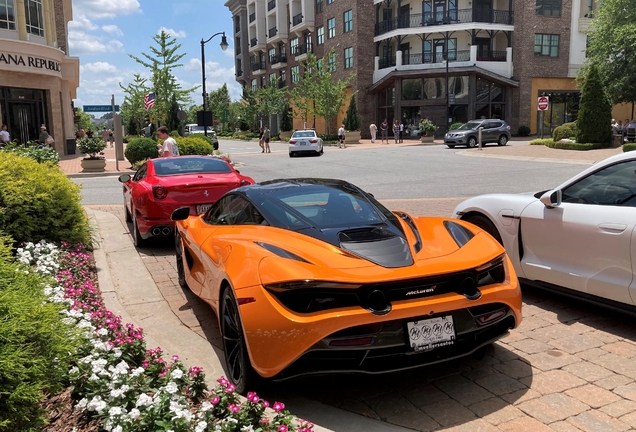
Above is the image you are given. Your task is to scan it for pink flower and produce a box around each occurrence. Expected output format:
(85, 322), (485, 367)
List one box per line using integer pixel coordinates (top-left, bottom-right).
(211, 395), (220, 405)
(226, 383), (236, 393)
(217, 377), (229, 387)
(247, 392), (256, 401)
(227, 404), (240, 413)
(171, 355), (179, 361)
(278, 426), (288, 432)
(261, 400), (270, 408)
(273, 402), (285, 412)
(259, 419), (270, 424)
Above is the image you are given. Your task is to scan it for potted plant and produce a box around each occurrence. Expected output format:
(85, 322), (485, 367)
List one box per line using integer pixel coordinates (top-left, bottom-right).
(343, 95), (362, 144)
(419, 118), (438, 143)
(77, 137), (107, 172)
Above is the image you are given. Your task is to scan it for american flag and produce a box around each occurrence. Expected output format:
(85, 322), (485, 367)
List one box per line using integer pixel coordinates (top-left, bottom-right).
(144, 92), (155, 110)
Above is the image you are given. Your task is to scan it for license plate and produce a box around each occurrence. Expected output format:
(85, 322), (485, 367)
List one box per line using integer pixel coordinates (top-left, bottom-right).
(407, 315), (455, 352)
(299, 141), (307, 145)
(196, 204), (213, 214)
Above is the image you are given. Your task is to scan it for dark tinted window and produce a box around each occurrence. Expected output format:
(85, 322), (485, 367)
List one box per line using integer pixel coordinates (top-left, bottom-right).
(133, 164), (147, 181)
(488, 121), (503, 128)
(457, 122), (482, 130)
(562, 160), (636, 206)
(153, 157), (231, 176)
(292, 131), (317, 138)
(204, 195), (248, 225)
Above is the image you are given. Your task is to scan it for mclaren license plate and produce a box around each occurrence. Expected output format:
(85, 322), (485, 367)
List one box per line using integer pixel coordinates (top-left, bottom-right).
(407, 315), (455, 352)
(196, 204), (213, 214)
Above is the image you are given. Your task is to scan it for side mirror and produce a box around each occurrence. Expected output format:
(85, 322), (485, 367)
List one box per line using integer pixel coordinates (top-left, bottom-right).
(540, 189), (562, 208)
(118, 174), (131, 183)
(171, 207), (190, 221)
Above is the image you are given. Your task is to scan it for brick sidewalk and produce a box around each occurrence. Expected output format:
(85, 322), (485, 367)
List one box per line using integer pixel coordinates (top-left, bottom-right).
(60, 145), (134, 176)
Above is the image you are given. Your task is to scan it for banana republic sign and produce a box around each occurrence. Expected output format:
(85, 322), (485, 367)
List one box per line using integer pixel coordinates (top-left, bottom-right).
(0, 51), (61, 74)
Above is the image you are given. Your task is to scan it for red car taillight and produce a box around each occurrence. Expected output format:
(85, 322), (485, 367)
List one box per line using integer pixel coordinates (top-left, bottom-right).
(309, 139), (318, 143)
(289, 140), (297, 144)
(153, 186), (168, 199)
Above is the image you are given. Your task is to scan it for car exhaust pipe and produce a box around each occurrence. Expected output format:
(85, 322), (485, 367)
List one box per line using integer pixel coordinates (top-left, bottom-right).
(162, 227), (172, 236)
(151, 227), (162, 236)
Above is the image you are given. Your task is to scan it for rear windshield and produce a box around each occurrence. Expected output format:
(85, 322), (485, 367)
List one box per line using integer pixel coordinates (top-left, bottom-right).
(292, 131), (316, 138)
(153, 157), (232, 176)
(457, 122), (482, 130)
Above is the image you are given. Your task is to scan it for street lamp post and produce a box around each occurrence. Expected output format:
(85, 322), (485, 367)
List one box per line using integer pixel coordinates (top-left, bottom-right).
(201, 32), (229, 137)
(445, 33), (450, 134)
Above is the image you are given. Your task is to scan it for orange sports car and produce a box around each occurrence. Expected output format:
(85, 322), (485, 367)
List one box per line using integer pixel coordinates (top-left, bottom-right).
(171, 178), (522, 393)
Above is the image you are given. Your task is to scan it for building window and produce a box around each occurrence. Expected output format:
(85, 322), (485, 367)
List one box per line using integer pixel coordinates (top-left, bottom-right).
(260, 76), (266, 88)
(251, 79), (257, 92)
(328, 51), (336, 72)
(536, 0), (561, 16)
(24, 0), (43, 36)
(534, 34), (560, 57)
(268, 47), (276, 63)
(0, 0), (16, 30)
(280, 69), (286, 85)
(316, 0), (323, 13)
(344, 47), (353, 68)
(317, 58), (325, 72)
(343, 10), (352, 33)
(291, 66), (300, 83)
(327, 0), (334, 3)
(290, 37), (298, 55)
(317, 26), (324, 45)
(269, 73), (277, 86)
(327, 17), (335, 38)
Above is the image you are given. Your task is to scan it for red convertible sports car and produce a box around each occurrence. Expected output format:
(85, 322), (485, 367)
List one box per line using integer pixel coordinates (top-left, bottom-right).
(118, 156), (254, 246)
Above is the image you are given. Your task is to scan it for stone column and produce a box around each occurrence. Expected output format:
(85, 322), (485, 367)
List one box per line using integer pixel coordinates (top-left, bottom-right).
(16, 0), (27, 41)
(44, 0), (53, 46)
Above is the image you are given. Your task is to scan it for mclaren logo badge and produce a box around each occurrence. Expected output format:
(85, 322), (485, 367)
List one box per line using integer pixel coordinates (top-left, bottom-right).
(405, 285), (437, 296)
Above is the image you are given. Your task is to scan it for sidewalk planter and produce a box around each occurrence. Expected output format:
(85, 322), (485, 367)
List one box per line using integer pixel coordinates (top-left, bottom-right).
(421, 135), (435, 143)
(80, 158), (106, 172)
(345, 131), (361, 144)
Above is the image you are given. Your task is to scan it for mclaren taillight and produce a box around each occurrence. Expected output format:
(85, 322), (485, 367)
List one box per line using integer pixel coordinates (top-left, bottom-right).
(289, 140), (297, 144)
(153, 186), (168, 199)
(477, 310), (506, 325)
(263, 280), (362, 291)
(476, 254), (506, 287)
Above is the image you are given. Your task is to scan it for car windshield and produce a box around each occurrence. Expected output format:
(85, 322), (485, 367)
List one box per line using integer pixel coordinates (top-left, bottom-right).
(292, 131), (316, 138)
(456, 122), (482, 131)
(261, 184), (385, 229)
(190, 126), (214, 133)
(153, 157), (232, 176)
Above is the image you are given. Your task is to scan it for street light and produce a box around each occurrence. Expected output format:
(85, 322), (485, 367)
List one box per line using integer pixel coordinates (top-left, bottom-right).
(444, 33), (450, 134)
(201, 32), (229, 137)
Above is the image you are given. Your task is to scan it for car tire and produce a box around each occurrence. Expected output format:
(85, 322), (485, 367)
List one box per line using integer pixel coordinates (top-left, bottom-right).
(131, 206), (146, 248)
(124, 202), (132, 222)
(467, 137), (477, 148)
(464, 214), (503, 246)
(289, 152), (294, 158)
(447, 144), (455, 149)
(174, 231), (189, 290)
(320, 146), (324, 155)
(220, 286), (257, 394)
(497, 135), (508, 146)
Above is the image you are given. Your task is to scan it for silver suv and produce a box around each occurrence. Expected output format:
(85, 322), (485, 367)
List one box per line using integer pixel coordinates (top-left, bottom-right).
(444, 119), (511, 148)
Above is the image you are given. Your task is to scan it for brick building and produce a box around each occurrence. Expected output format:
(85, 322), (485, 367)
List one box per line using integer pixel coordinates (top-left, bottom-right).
(225, 0), (614, 138)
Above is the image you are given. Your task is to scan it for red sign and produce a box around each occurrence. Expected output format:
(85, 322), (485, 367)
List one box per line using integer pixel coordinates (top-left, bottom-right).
(537, 96), (549, 111)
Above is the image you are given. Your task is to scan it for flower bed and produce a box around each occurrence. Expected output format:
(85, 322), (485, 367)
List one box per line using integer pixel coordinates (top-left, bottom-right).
(18, 241), (313, 432)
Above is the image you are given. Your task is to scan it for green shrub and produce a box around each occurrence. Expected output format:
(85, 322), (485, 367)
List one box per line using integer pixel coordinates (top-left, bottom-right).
(175, 136), (214, 155)
(0, 141), (60, 165)
(125, 138), (159, 165)
(271, 133), (280, 141)
(530, 138), (555, 146)
(0, 234), (79, 431)
(170, 130), (181, 138)
(320, 134), (339, 142)
(0, 153), (91, 246)
(530, 138), (601, 150)
(553, 122), (577, 142)
(449, 122), (464, 131)
(343, 95), (361, 131)
(517, 125), (531, 136)
(623, 143), (636, 152)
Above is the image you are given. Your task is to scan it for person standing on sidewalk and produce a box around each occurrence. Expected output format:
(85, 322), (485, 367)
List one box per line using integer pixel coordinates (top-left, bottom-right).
(369, 121), (377, 143)
(258, 127), (264, 153)
(158, 126), (180, 157)
(381, 119), (388, 144)
(393, 120), (400, 144)
(399, 121), (404, 143)
(101, 127), (109, 144)
(338, 124), (346, 148)
(0, 124), (10, 146)
(263, 126), (271, 153)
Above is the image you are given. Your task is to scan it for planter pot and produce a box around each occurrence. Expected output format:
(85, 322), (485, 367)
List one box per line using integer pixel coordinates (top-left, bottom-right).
(345, 131), (361, 144)
(421, 135), (435, 143)
(81, 158), (106, 172)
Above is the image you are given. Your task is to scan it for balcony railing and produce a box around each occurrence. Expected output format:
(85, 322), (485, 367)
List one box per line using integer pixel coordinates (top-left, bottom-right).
(382, 50), (471, 68)
(249, 12), (256, 23)
(250, 37), (257, 47)
(292, 13), (303, 26)
(268, 27), (277, 38)
(374, 8), (514, 36)
(251, 61), (266, 71)
(316, 0), (323, 13)
(236, 69), (243, 77)
(270, 54), (287, 64)
(379, 56), (396, 69)
(292, 42), (312, 56)
(268, 0), (276, 11)
(476, 50), (507, 61)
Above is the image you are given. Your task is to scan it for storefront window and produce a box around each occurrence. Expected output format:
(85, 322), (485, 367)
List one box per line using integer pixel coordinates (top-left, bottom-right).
(24, 0), (44, 37)
(422, 78), (445, 100)
(538, 91), (580, 134)
(0, 0), (16, 30)
(402, 79), (422, 100)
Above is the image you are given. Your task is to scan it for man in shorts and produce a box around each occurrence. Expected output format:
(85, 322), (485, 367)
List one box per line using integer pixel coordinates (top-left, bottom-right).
(338, 124), (346, 148)
(158, 126), (180, 157)
(263, 125), (271, 153)
(381, 119), (389, 144)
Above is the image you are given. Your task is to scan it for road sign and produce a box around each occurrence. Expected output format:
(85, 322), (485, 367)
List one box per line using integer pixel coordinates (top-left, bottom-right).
(83, 105), (120, 112)
(177, 109), (187, 121)
(537, 96), (549, 111)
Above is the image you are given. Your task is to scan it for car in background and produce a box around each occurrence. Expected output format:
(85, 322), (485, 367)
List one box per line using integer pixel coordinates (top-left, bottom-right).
(119, 155), (254, 247)
(289, 130), (323, 157)
(445, 119), (510, 148)
(171, 178), (521, 393)
(453, 151), (636, 311)
(184, 124), (219, 150)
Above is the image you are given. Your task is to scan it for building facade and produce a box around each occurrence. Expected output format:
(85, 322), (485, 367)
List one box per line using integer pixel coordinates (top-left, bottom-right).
(0, 0), (79, 154)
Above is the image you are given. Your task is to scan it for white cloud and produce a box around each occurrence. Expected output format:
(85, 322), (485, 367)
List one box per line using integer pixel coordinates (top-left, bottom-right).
(102, 25), (123, 37)
(68, 13), (99, 31)
(69, 30), (124, 55)
(159, 27), (187, 39)
(72, 0), (141, 20)
(81, 62), (118, 74)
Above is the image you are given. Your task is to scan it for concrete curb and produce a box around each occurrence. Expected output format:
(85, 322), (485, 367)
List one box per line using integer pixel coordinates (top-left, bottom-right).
(456, 149), (598, 165)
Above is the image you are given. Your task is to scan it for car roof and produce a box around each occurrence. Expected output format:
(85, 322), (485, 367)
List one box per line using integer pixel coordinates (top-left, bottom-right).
(292, 130), (317, 133)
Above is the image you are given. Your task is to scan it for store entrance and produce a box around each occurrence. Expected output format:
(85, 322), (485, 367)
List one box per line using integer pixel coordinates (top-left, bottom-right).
(10, 103), (39, 144)
(0, 87), (49, 144)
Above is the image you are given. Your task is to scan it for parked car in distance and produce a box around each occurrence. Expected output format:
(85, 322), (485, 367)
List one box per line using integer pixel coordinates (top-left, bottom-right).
(118, 155), (254, 247)
(289, 130), (323, 157)
(453, 151), (636, 312)
(172, 178), (521, 393)
(184, 124), (219, 150)
(445, 119), (511, 148)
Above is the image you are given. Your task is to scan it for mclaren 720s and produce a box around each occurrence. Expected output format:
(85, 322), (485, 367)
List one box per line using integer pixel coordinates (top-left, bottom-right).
(171, 178), (522, 393)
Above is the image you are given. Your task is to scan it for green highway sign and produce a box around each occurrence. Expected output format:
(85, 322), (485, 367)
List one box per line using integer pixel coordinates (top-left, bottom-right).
(83, 105), (120, 112)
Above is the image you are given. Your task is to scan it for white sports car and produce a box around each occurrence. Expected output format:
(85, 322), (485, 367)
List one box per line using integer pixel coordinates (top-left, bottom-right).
(453, 151), (636, 311)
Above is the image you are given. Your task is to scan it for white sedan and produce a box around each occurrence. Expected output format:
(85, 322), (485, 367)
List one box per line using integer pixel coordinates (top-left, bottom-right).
(289, 130), (324, 157)
(454, 151), (636, 310)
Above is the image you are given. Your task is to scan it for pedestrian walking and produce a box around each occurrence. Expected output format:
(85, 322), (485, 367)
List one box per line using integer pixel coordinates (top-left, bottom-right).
(369, 121), (377, 143)
(338, 124), (346, 148)
(399, 121), (404, 143)
(393, 120), (400, 144)
(86, 128), (94, 138)
(158, 126), (179, 157)
(101, 127), (109, 143)
(258, 127), (265, 152)
(381, 119), (388, 144)
(108, 129), (114, 147)
(79, 128), (85, 139)
(263, 126), (271, 153)
(0, 124), (10, 146)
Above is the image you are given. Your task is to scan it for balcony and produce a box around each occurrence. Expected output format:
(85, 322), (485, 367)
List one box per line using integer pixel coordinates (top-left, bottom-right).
(268, 0), (276, 11)
(251, 61), (266, 75)
(292, 42), (312, 59)
(292, 13), (303, 26)
(250, 37), (258, 47)
(270, 54), (287, 69)
(268, 27), (277, 38)
(374, 9), (514, 36)
(236, 69), (244, 78)
(249, 12), (256, 23)
(235, 24), (241, 34)
(236, 45), (241, 55)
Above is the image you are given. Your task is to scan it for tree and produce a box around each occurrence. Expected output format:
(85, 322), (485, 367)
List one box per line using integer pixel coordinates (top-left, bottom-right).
(256, 76), (287, 128)
(575, 64), (612, 145)
(119, 74), (150, 135)
(313, 49), (355, 135)
(76, 108), (92, 131)
(583, 0), (636, 106)
(208, 83), (231, 126)
(288, 52), (319, 126)
(166, 95), (181, 133)
(280, 103), (292, 132)
(238, 88), (260, 132)
(343, 95), (361, 131)
(129, 30), (198, 125)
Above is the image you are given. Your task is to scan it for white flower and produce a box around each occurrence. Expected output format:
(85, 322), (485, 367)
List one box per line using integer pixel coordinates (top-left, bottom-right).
(129, 408), (140, 420)
(76, 398), (88, 409)
(108, 406), (123, 416)
(165, 381), (179, 394)
(170, 369), (184, 380)
(195, 421), (208, 432)
(130, 367), (144, 378)
(241, 426), (255, 432)
(97, 328), (109, 336)
(69, 366), (79, 375)
(89, 374), (100, 381)
(86, 396), (107, 413)
(200, 401), (213, 412)
(113, 426), (123, 432)
(136, 393), (153, 407)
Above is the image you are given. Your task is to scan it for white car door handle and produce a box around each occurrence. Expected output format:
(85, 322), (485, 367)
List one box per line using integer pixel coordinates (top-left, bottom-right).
(598, 223), (627, 233)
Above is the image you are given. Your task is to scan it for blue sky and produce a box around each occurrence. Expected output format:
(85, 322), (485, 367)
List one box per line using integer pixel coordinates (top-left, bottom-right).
(69, 0), (240, 111)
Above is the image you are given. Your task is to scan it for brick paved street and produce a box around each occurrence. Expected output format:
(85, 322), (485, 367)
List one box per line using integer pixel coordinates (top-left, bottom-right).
(88, 202), (636, 431)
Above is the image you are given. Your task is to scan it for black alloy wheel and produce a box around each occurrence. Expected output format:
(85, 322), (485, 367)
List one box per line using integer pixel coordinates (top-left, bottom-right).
(464, 214), (504, 245)
(174, 231), (188, 290)
(221, 287), (256, 394)
(131, 206), (146, 247)
(468, 136), (477, 148)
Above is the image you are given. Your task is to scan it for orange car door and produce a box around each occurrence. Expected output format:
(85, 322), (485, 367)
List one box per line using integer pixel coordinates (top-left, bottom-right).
(182, 216), (216, 296)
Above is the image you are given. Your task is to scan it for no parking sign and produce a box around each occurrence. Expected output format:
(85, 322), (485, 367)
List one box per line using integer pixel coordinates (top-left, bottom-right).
(537, 96), (550, 111)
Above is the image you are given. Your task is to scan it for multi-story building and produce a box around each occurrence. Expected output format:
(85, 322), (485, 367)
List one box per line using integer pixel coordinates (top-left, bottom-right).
(226, 0), (624, 138)
(0, 0), (79, 153)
